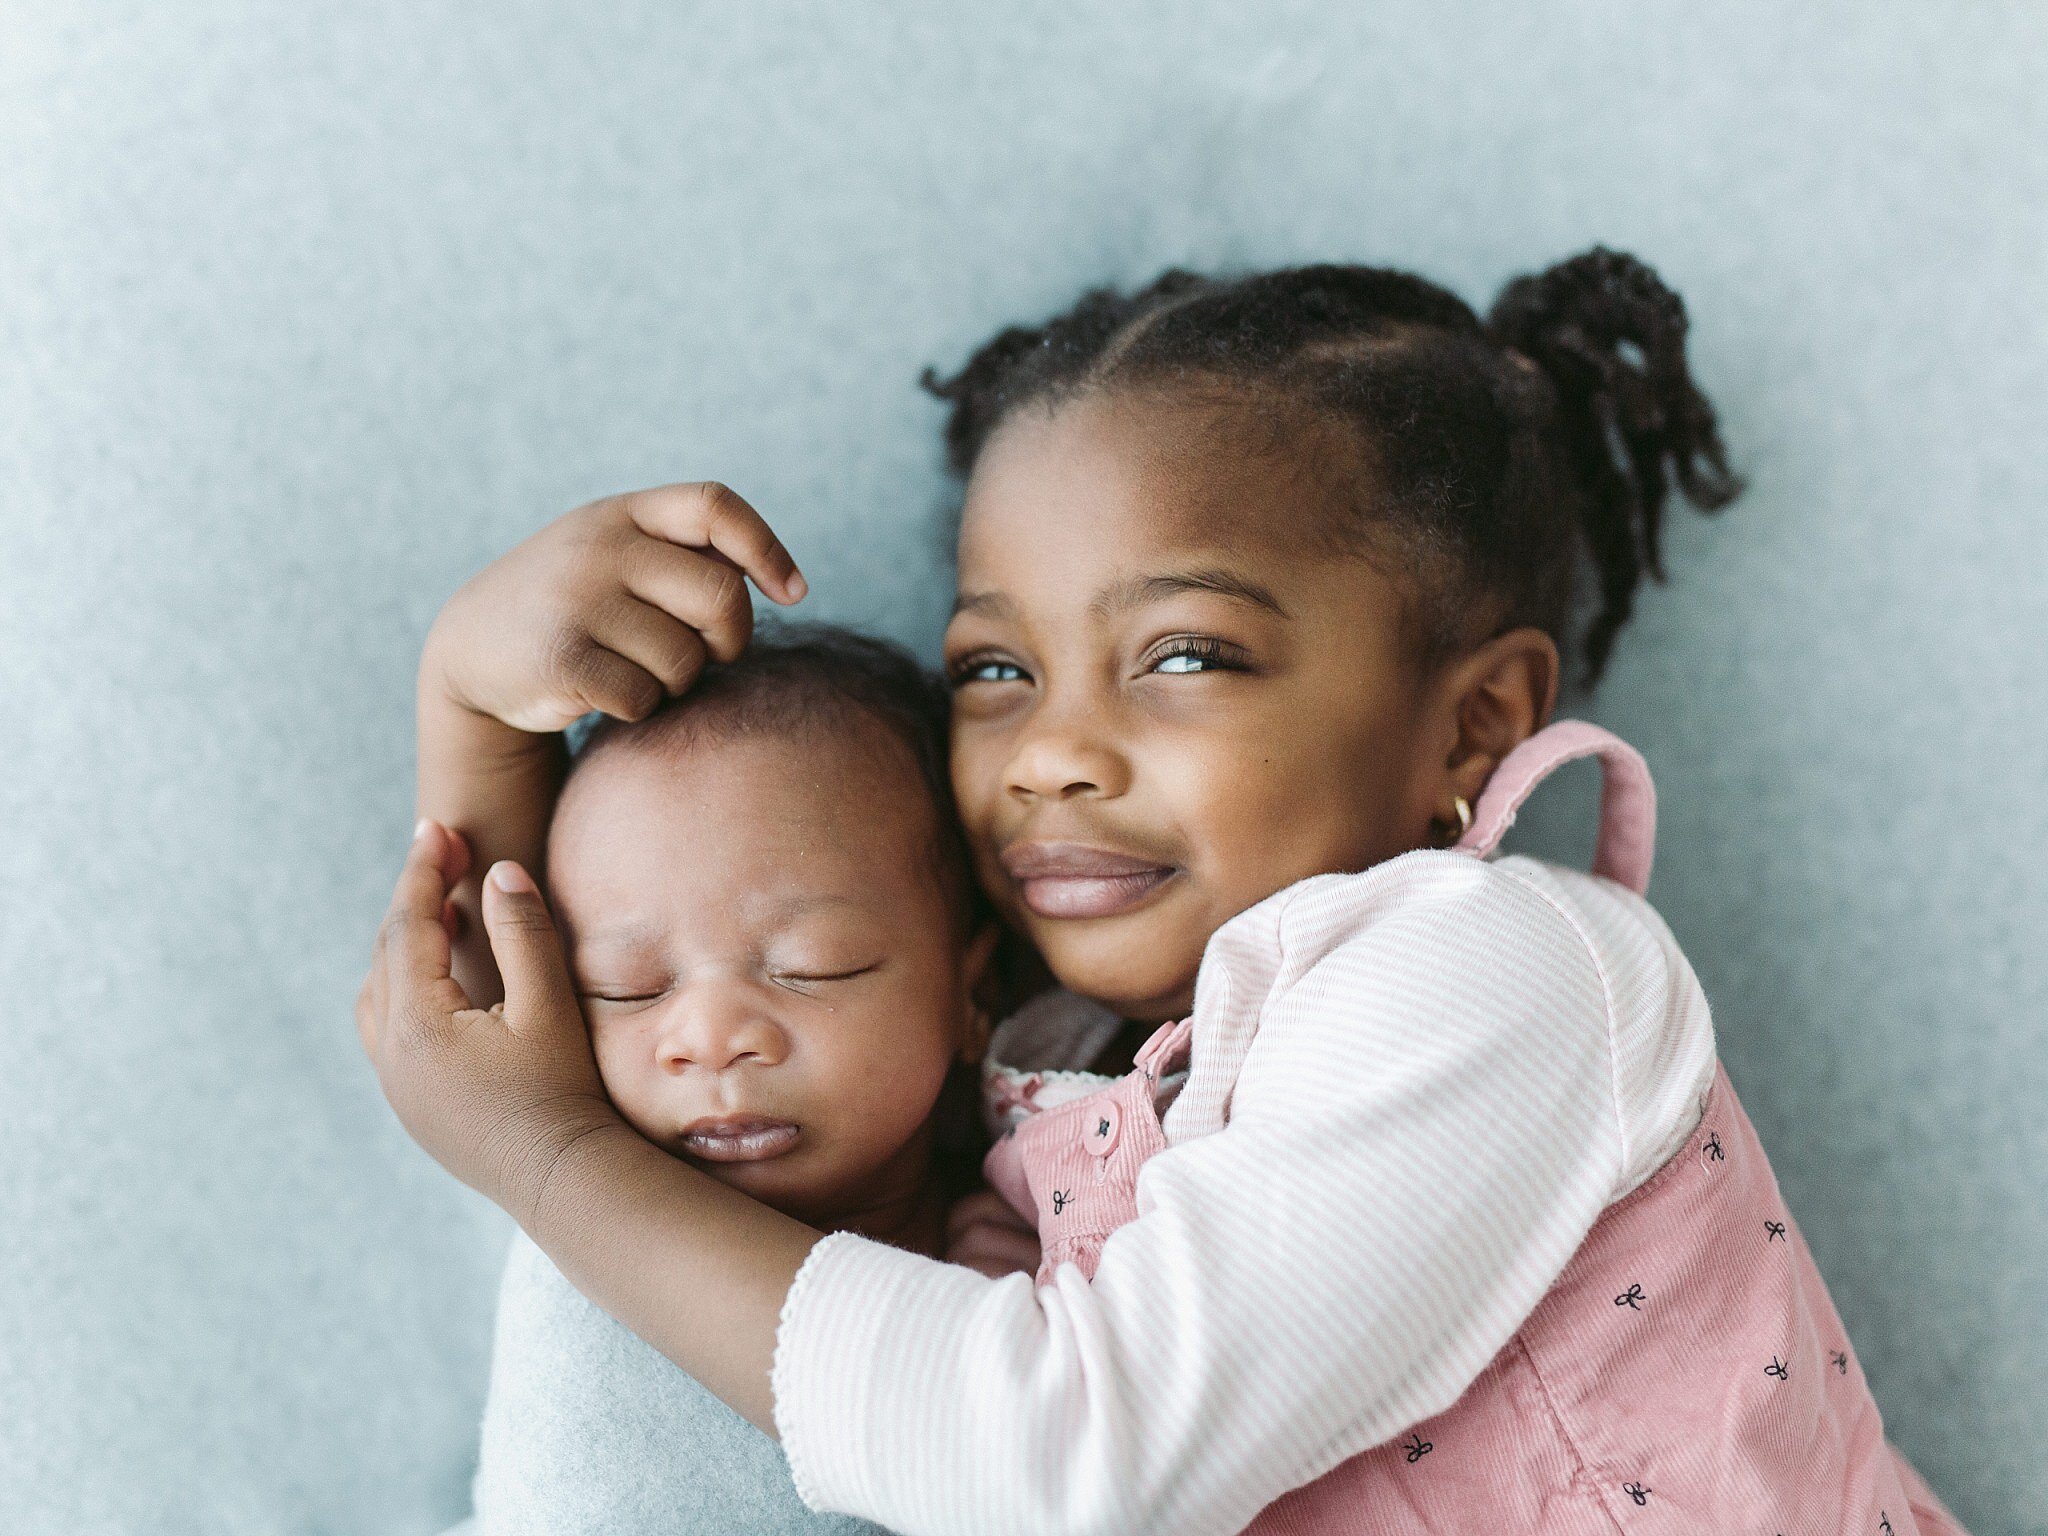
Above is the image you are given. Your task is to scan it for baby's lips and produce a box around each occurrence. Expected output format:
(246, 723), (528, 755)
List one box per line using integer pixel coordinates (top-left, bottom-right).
(672, 1117), (803, 1164)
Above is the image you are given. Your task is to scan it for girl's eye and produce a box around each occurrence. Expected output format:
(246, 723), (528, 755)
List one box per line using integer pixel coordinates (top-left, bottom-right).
(948, 655), (1029, 687)
(1146, 637), (1243, 674)
(581, 989), (666, 1005)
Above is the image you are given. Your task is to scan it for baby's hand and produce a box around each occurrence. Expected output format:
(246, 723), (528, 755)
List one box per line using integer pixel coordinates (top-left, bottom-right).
(426, 482), (807, 733)
(944, 1188), (1043, 1280)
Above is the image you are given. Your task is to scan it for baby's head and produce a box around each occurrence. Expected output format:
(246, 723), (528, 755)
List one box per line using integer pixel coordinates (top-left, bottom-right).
(928, 250), (1742, 1022)
(544, 627), (992, 1231)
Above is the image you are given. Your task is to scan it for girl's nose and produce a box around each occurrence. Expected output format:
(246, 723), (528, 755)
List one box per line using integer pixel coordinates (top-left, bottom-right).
(1003, 701), (1132, 802)
(652, 991), (788, 1075)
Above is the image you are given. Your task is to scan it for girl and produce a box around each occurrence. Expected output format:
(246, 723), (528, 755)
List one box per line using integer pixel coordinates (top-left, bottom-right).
(361, 247), (1967, 1533)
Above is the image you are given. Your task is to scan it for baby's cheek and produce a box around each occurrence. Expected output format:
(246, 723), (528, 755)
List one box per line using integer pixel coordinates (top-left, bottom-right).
(823, 1013), (956, 1125)
(586, 1029), (654, 1123)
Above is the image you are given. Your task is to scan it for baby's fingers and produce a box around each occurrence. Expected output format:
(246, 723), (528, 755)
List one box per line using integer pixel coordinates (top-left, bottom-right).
(944, 1189), (1043, 1278)
(946, 1189), (1028, 1238)
(621, 481), (805, 607)
(947, 1220), (1043, 1279)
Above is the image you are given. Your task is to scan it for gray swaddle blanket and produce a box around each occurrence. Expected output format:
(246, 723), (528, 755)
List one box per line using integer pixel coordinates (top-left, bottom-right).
(450, 1227), (887, 1536)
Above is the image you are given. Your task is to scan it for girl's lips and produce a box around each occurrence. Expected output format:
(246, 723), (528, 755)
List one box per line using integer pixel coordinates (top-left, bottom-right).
(1001, 840), (1180, 920)
(676, 1119), (801, 1163)
(1018, 867), (1176, 920)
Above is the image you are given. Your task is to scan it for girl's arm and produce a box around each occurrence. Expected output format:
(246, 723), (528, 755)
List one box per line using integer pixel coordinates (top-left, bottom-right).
(365, 842), (1634, 1536)
(410, 483), (806, 1005)
(761, 861), (1632, 1535)
(415, 644), (564, 1007)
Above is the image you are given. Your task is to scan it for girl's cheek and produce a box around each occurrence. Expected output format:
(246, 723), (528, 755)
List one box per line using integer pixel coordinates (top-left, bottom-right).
(949, 788), (1000, 858)
(948, 781), (991, 847)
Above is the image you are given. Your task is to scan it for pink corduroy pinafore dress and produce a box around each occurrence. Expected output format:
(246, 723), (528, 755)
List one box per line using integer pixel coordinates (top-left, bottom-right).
(982, 720), (1968, 1534)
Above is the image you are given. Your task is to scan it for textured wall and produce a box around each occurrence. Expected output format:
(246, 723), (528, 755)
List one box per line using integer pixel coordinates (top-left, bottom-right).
(2, 2), (2041, 1531)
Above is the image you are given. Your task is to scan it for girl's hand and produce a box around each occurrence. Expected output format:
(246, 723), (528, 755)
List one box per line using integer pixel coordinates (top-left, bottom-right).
(944, 1189), (1043, 1280)
(426, 482), (807, 734)
(414, 482), (804, 1009)
(357, 818), (625, 1231)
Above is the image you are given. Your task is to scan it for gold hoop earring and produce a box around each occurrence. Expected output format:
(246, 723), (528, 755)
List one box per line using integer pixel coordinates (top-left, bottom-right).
(1453, 796), (1473, 838)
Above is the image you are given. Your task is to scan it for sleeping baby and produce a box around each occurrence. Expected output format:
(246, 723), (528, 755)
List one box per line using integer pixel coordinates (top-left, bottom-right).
(446, 626), (1033, 1535)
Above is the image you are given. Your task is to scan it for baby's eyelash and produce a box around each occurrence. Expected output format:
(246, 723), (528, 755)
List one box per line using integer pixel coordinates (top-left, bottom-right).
(773, 963), (881, 993)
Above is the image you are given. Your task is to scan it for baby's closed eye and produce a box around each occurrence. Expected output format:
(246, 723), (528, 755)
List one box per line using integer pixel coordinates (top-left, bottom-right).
(770, 960), (883, 995)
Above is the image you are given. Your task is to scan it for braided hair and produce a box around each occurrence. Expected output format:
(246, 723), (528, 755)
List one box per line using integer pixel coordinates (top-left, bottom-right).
(921, 248), (1741, 686)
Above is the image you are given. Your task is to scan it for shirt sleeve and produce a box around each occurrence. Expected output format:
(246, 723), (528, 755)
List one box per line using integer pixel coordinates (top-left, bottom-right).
(772, 854), (1626, 1536)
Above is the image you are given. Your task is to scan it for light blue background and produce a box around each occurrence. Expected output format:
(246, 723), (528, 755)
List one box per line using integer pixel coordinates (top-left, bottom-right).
(3, 3), (2042, 1532)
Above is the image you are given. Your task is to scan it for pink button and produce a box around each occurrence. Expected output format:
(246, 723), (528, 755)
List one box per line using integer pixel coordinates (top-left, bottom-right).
(1083, 1099), (1122, 1158)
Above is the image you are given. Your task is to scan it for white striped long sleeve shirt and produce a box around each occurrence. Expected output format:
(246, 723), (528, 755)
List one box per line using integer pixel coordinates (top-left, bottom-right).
(770, 849), (1718, 1536)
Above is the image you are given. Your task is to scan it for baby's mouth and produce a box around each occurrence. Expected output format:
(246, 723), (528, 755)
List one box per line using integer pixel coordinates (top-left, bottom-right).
(674, 1117), (801, 1163)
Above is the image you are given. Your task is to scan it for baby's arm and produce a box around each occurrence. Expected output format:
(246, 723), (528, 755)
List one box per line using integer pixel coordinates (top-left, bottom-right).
(942, 1188), (1042, 1280)
(415, 483), (805, 1004)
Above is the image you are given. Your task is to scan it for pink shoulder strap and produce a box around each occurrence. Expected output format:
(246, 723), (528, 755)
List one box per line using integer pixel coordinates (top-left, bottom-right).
(1451, 719), (1658, 895)
(1133, 1015), (1195, 1080)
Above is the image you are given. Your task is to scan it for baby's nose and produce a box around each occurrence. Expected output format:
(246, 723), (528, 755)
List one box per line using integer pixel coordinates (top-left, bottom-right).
(654, 994), (786, 1074)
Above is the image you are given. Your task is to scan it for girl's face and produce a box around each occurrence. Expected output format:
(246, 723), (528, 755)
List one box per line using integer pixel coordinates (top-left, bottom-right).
(546, 725), (985, 1231)
(944, 388), (1452, 1022)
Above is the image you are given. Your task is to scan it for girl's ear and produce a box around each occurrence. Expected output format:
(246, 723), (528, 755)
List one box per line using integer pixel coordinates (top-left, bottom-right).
(1435, 626), (1559, 825)
(956, 921), (1003, 1064)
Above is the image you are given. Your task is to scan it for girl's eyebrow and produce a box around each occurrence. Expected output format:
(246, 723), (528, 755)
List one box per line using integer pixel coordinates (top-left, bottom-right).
(951, 570), (1289, 622)
(1093, 569), (1290, 620)
(950, 589), (1013, 619)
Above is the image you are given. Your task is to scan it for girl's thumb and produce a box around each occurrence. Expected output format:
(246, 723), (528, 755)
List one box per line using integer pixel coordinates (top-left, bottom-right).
(481, 861), (578, 1028)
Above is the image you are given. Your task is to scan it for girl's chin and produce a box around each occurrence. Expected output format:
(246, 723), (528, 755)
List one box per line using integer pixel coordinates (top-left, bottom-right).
(1029, 926), (1200, 1021)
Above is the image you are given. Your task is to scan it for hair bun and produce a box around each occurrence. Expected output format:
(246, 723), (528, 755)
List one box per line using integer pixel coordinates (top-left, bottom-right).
(1487, 246), (1743, 680)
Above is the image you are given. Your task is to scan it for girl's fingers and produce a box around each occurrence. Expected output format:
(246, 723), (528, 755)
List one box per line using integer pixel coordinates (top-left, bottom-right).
(477, 861), (580, 1031)
(355, 962), (382, 1058)
(589, 595), (713, 697)
(441, 826), (473, 886)
(617, 535), (755, 666)
(550, 634), (669, 722)
(619, 482), (806, 608)
(381, 822), (474, 1024)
